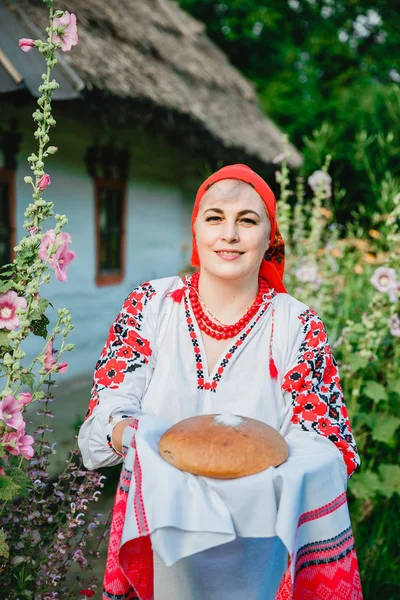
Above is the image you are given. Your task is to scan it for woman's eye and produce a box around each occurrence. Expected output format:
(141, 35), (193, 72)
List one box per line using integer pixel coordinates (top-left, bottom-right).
(240, 218), (257, 225)
(205, 216), (222, 222)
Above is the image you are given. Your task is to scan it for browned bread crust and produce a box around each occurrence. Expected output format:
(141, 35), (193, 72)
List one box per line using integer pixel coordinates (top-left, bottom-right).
(158, 414), (288, 479)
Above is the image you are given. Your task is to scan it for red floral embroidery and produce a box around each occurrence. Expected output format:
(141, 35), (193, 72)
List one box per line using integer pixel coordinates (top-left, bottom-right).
(316, 417), (340, 437)
(116, 346), (135, 359)
(85, 388), (99, 420)
(306, 319), (328, 348)
(96, 358), (127, 388)
(126, 331), (152, 357)
(282, 308), (360, 477)
(293, 393), (327, 421)
(85, 282), (156, 425)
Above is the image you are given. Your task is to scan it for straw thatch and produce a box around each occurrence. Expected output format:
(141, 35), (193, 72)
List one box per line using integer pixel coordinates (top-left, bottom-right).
(10, 0), (301, 168)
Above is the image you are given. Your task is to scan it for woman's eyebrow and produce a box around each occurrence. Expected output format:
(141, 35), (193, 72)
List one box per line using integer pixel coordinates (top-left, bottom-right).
(203, 208), (260, 218)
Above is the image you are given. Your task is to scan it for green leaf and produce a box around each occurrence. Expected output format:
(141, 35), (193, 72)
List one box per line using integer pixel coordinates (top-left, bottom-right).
(0, 280), (14, 293)
(362, 381), (387, 403)
(38, 298), (49, 313)
(0, 475), (21, 501)
(0, 331), (11, 348)
(30, 314), (50, 339)
(354, 412), (374, 429)
(8, 469), (32, 498)
(347, 355), (369, 373)
(371, 414), (400, 445)
(378, 464), (400, 498)
(388, 380), (400, 396)
(349, 469), (381, 501)
(0, 529), (9, 559)
(19, 372), (35, 389)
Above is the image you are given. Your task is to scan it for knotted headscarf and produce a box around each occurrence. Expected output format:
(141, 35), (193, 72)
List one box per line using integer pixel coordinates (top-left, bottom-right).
(191, 164), (287, 294)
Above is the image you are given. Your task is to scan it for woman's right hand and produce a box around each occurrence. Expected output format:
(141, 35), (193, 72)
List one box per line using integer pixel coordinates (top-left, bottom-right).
(111, 418), (137, 454)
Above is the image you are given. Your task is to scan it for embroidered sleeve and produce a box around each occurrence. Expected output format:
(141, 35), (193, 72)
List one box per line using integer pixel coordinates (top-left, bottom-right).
(281, 308), (360, 478)
(78, 282), (157, 470)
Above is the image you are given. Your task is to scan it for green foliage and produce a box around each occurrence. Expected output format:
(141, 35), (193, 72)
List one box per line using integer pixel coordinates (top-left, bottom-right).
(272, 154), (400, 597)
(0, 530), (9, 559)
(0, 475), (21, 501)
(178, 0), (400, 223)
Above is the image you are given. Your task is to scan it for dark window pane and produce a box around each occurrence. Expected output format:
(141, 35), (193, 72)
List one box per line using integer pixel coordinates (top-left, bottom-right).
(97, 185), (123, 275)
(0, 180), (11, 267)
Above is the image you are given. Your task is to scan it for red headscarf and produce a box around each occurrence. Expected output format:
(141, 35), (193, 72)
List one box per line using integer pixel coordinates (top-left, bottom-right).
(191, 164), (287, 294)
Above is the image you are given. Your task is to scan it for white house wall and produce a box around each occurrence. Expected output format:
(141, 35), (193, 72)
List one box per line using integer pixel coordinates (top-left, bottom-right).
(6, 107), (196, 383)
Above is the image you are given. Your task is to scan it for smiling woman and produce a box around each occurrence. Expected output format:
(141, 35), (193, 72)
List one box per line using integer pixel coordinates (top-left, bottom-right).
(78, 164), (362, 600)
(193, 179), (272, 293)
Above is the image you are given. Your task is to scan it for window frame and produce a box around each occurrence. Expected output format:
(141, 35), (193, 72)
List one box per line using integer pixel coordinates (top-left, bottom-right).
(0, 168), (16, 267)
(94, 177), (127, 287)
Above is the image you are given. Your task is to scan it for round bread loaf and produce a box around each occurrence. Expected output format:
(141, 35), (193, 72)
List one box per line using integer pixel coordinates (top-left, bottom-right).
(158, 413), (288, 479)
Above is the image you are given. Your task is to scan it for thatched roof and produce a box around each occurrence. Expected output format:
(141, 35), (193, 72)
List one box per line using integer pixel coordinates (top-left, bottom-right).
(5, 0), (301, 169)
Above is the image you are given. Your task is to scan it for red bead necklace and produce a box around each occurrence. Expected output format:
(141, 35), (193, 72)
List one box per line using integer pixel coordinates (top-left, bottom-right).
(189, 270), (269, 340)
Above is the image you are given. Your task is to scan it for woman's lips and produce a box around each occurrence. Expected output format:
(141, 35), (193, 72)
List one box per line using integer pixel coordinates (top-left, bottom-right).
(215, 251), (243, 261)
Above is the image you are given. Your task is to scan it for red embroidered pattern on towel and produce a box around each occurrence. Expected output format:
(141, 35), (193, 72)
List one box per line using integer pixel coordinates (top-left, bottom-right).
(275, 492), (363, 600)
(103, 420), (154, 600)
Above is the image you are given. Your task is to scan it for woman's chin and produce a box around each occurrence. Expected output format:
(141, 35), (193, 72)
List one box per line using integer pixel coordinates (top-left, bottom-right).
(202, 261), (251, 281)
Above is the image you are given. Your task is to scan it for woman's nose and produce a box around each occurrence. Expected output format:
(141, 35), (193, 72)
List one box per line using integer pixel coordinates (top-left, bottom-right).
(221, 220), (239, 243)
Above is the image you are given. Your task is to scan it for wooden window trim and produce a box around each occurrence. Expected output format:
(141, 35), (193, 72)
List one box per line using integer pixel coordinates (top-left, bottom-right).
(0, 168), (16, 265)
(94, 177), (126, 287)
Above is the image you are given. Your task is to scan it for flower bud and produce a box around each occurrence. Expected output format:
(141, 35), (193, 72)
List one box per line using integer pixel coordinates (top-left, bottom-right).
(47, 146), (58, 154)
(65, 344), (75, 351)
(3, 353), (13, 366)
(24, 176), (33, 184)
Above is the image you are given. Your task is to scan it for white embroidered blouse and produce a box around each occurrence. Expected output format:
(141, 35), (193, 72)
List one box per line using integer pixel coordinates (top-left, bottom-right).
(78, 274), (359, 477)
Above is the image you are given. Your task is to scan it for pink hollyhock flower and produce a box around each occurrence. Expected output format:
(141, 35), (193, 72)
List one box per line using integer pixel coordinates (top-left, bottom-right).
(308, 170), (332, 198)
(37, 173), (51, 191)
(5, 422), (34, 460)
(19, 38), (36, 52)
(38, 229), (76, 282)
(51, 242), (76, 282)
(18, 392), (33, 406)
(44, 340), (56, 372)
(388, 313), (400, 337)
(52, 12), (78, 52)
(370, 267), (397, 294)
(57, 362), (68, 374)
(0, 290), (27, 330)
(0, 395), (24, 430)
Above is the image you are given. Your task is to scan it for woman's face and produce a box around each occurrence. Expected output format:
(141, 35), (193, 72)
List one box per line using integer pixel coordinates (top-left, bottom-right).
(193, 179), (271, 281)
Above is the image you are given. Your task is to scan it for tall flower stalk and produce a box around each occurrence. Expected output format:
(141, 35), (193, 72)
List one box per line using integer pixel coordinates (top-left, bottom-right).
(0, 2), (107, 597)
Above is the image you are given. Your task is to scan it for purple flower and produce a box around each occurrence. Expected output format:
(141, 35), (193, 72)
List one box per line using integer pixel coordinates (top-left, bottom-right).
(370, 267), (398, 294)
(0, 395), (24, 430)
(388, 313), (400, 337)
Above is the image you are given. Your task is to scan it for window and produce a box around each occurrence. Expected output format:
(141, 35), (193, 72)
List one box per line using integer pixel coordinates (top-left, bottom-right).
(94, 178), (126, 286)
(0, 169), (15, 268)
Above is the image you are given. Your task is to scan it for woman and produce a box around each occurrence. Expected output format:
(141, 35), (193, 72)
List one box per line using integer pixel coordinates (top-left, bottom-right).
(78, 164), (361, 600)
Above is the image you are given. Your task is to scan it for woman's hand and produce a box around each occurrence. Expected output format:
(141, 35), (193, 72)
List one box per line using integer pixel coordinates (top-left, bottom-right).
(111, 418), (137, 454)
